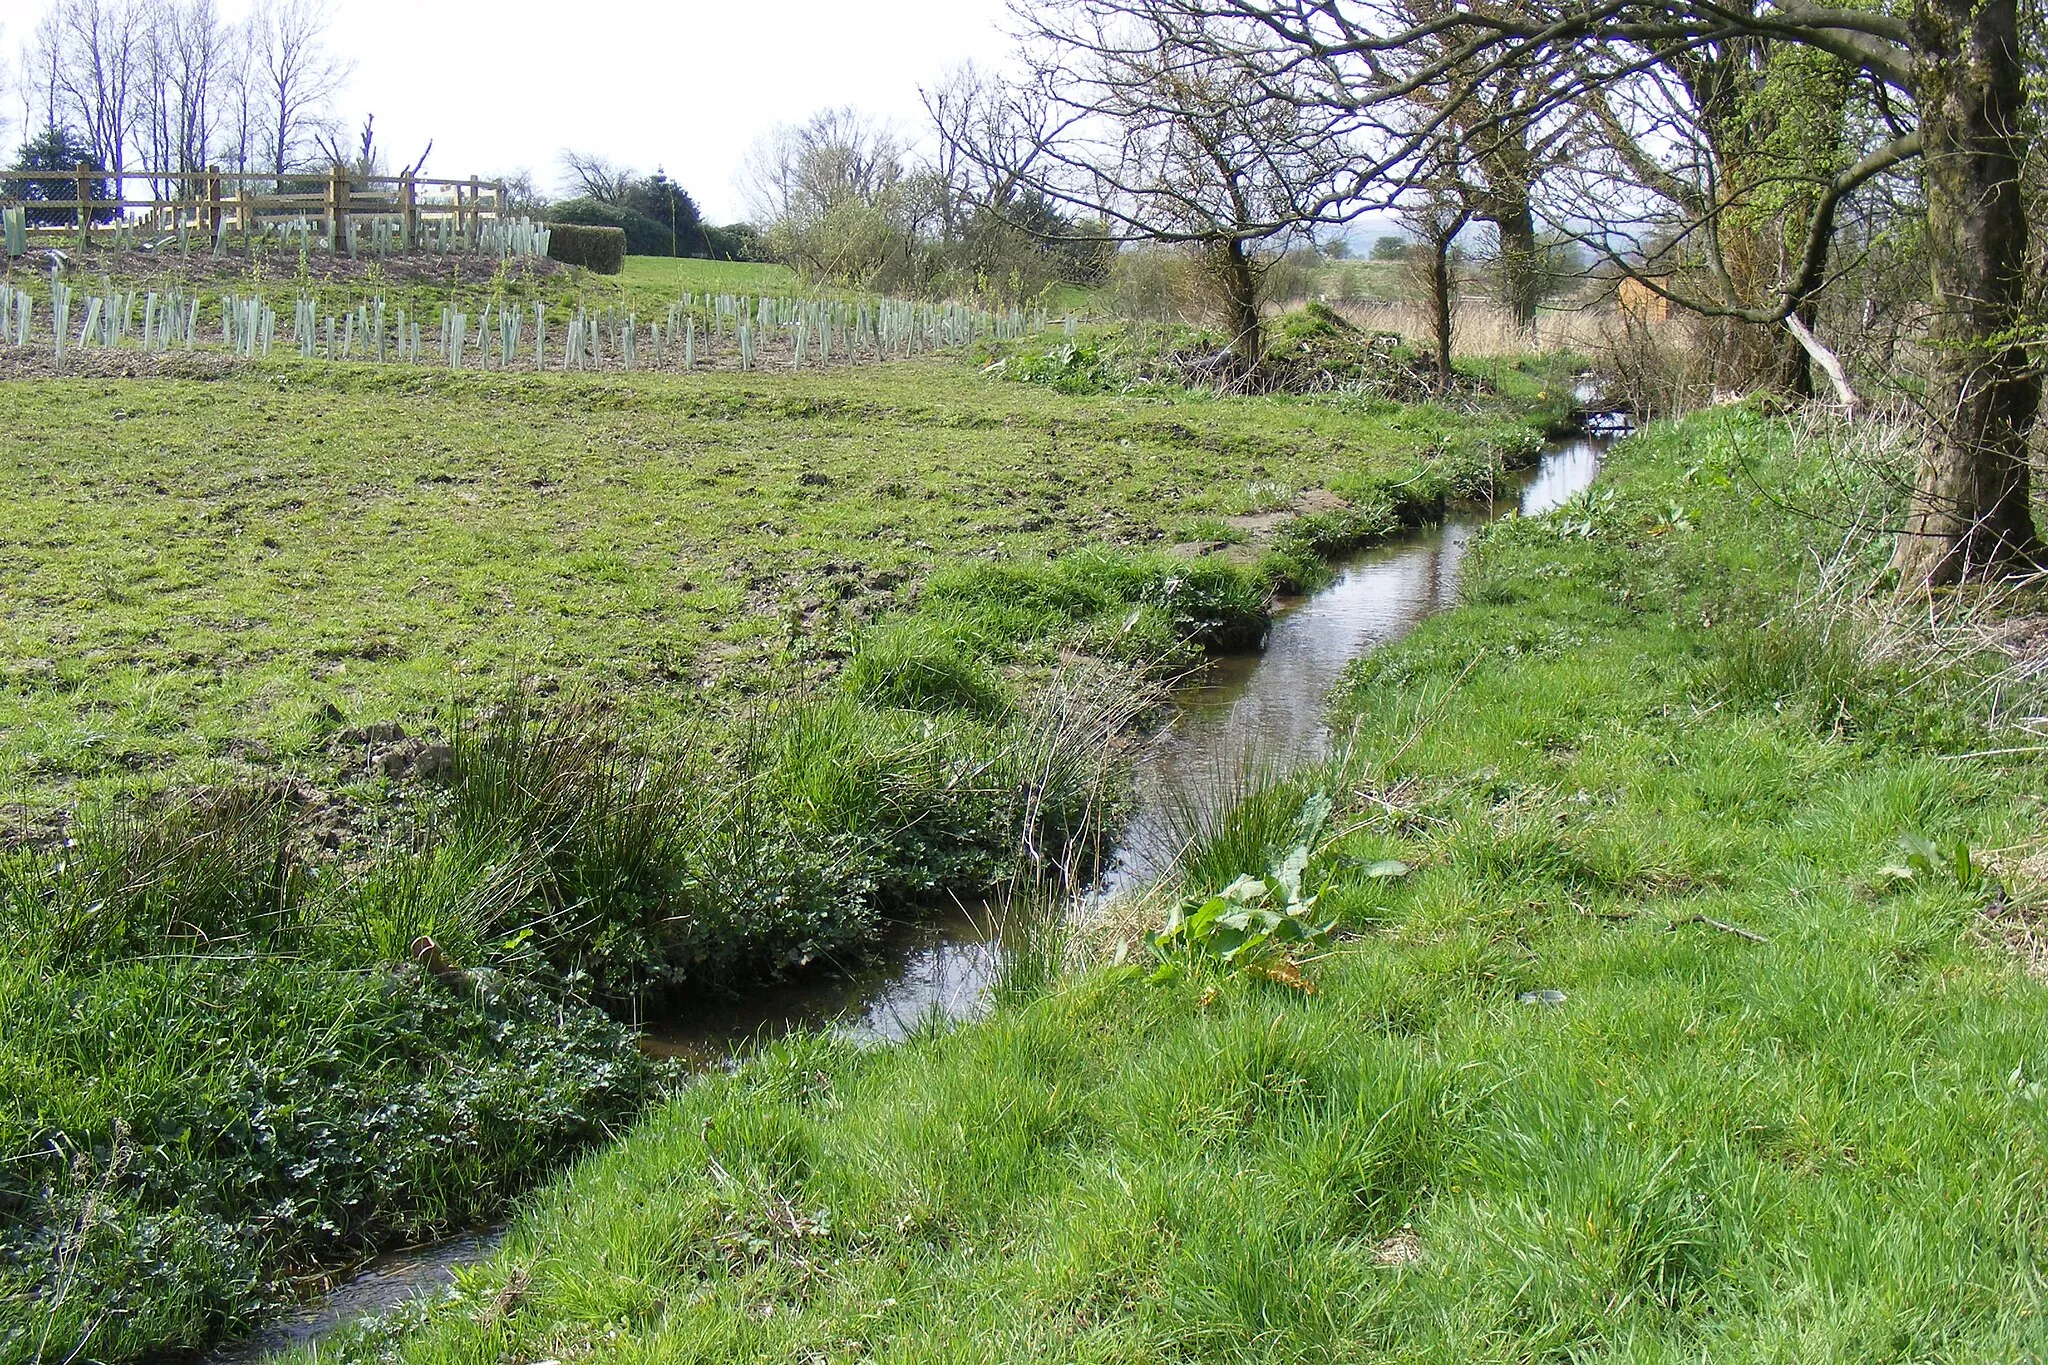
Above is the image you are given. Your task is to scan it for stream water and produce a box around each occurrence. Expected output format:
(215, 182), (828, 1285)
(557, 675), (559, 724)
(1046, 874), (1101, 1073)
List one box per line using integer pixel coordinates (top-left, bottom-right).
(208, 433), (1607, 1359)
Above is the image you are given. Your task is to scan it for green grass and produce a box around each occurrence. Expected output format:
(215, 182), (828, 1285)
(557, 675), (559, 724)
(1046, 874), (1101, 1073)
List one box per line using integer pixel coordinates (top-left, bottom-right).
(322, 408), (2048, 1364)
(0, 315), (1567, 1360)
(617, 255), (804, 299)
(0, 354), (1544, 806)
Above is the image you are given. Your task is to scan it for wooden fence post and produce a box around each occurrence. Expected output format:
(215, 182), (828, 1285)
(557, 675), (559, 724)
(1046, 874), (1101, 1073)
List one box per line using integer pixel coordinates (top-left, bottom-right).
(401, 170), (417, 246)
(328, 163), (348, 248)
(206, 166), (222, 237)
(468, 174), (480, 237)
(75, 162), (91, 243)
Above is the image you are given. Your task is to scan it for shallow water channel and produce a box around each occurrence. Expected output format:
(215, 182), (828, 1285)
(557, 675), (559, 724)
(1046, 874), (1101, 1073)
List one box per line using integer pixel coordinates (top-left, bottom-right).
(211, 434), (1606, 1358)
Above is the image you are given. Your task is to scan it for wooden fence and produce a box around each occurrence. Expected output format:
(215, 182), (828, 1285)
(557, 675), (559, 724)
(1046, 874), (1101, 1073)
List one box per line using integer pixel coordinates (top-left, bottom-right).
(1, 164), (509, 240)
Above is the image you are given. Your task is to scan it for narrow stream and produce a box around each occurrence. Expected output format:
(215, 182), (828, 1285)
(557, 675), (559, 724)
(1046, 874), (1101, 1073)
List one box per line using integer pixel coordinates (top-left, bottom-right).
(209, 432), (1608, 1359)
(1106, 435), (1605, 886)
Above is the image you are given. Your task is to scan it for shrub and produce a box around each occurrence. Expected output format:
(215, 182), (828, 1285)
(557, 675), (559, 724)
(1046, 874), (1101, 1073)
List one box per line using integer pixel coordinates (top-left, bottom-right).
(705, 221), (766, 262)
(618, 173), (710, 256)
(0, 788), (306, 964)
(548, 196), (689, 257)
(545, 221), (626, 274)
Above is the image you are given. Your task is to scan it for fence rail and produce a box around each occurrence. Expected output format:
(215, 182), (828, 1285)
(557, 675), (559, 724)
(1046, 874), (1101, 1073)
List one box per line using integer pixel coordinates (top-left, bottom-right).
(0, 164), (510, 241)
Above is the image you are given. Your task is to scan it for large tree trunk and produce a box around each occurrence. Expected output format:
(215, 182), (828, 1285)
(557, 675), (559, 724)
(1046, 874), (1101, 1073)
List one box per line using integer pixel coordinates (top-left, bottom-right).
(1488, 193), (1542, 331)
(1894, 0), (2042, 585)
(1212, 237), (1263, 368)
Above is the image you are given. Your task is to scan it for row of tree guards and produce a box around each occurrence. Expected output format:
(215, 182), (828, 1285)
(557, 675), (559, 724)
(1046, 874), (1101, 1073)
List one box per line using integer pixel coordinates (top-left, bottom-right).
(0, 277), (1069, 372)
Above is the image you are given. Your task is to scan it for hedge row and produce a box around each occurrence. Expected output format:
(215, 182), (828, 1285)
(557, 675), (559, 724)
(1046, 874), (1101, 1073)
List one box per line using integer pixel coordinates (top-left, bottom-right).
(545, 222), (626, 275)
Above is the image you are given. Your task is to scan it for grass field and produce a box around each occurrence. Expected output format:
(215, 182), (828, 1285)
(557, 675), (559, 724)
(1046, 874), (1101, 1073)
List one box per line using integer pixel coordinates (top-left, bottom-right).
(0, 354), (1552, 807)
(0, 298), (1569, 1361)
(618, 255), (803, 299)
(314, 407), (2048, 1364)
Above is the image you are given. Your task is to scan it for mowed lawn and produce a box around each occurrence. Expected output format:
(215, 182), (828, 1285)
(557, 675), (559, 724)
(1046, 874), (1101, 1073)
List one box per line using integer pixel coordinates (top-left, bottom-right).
(0, 355), (1532, 802)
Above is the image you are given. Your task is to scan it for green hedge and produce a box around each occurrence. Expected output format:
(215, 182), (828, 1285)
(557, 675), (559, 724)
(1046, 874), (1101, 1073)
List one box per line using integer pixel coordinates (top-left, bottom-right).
(547, 197), (708, 257)
(545, 222), (626, 275)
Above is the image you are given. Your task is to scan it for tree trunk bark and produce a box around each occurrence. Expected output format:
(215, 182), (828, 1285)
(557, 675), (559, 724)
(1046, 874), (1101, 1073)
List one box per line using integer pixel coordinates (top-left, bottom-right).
(1488, 194), (1541, 332)
(1894, 0), (2042, 585)
(1214, 237), (1262, 368)
(1429, 241), (1455, 390)
(1769, 285), (1822, 400)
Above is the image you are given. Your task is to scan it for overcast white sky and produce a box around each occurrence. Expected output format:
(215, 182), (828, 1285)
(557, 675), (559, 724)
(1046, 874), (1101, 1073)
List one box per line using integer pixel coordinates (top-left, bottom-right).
(7, 0), (1019, 222)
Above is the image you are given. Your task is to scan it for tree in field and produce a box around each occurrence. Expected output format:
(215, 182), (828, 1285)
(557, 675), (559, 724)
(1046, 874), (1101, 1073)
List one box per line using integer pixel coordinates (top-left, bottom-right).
(135, 0), (231, 193)
(7, 124), (111, 224)
(1558, 30), (1862, 398)
(622, 171), (708, 257)
(1398, 142), (1473, 389)
(1137, 0), (2040, 584)
(741, 108), (934, 287)
(922, 61), (1115, 297)
(1012, 0), (1363, 365)
(559, 148), (636, 205)
(552, 153), (711, 257)
(1393, 0), (1576, 331)
(25, 0), (142, 178)
(246, 0), (347, 181)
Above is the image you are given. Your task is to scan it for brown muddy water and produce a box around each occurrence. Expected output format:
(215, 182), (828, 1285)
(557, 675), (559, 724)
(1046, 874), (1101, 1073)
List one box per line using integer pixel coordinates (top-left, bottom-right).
(207, 433), (1608, 1359)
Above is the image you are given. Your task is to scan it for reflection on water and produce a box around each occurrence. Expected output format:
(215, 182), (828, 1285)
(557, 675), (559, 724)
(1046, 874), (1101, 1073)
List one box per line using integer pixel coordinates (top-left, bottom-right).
(638, 901), (1009, 1062)
(205, 1230), (506, 1363)
(1517, 439), (1604, 517)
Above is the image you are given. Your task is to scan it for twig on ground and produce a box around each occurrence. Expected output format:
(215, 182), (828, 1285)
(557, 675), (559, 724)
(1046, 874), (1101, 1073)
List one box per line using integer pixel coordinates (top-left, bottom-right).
(1670, 914), (1769, 944)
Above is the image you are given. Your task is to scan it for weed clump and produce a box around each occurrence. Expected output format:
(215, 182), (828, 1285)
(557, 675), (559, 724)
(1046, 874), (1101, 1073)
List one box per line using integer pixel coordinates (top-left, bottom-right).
(842, 622), (1010, 719)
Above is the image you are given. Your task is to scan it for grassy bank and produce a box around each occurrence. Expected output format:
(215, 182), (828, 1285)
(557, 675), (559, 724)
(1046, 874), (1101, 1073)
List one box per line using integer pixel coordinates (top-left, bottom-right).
(0, 320), (1563, 1360)
(328, 407), (2048, 1363)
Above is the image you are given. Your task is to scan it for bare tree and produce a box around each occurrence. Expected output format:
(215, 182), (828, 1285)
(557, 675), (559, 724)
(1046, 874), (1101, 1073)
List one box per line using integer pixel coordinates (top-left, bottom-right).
(738, 108), (930, 286)
(134, 0), (231, 197)
(0, 22), (15, 157)
(496, 167), (547, 216)
(740, 107), (907, 225)
(163, 0), (228, 173)
(1013, 0), (1364, 364)
(558, 148), (635, 204)
(247, 0), (347, 180)
(312, 110), (382, 177)
(923, 61), (1068, 231)
(1394, 0), (1576, 331)
(1398, 142), (1473, 388)
(29, 0), (144, 175)
(1555, 30), (1864, 397)
(216, 15), (257, 173)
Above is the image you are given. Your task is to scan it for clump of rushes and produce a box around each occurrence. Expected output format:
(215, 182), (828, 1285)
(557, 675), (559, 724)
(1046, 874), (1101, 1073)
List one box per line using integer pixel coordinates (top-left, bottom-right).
(841, 620), (1010, 720)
